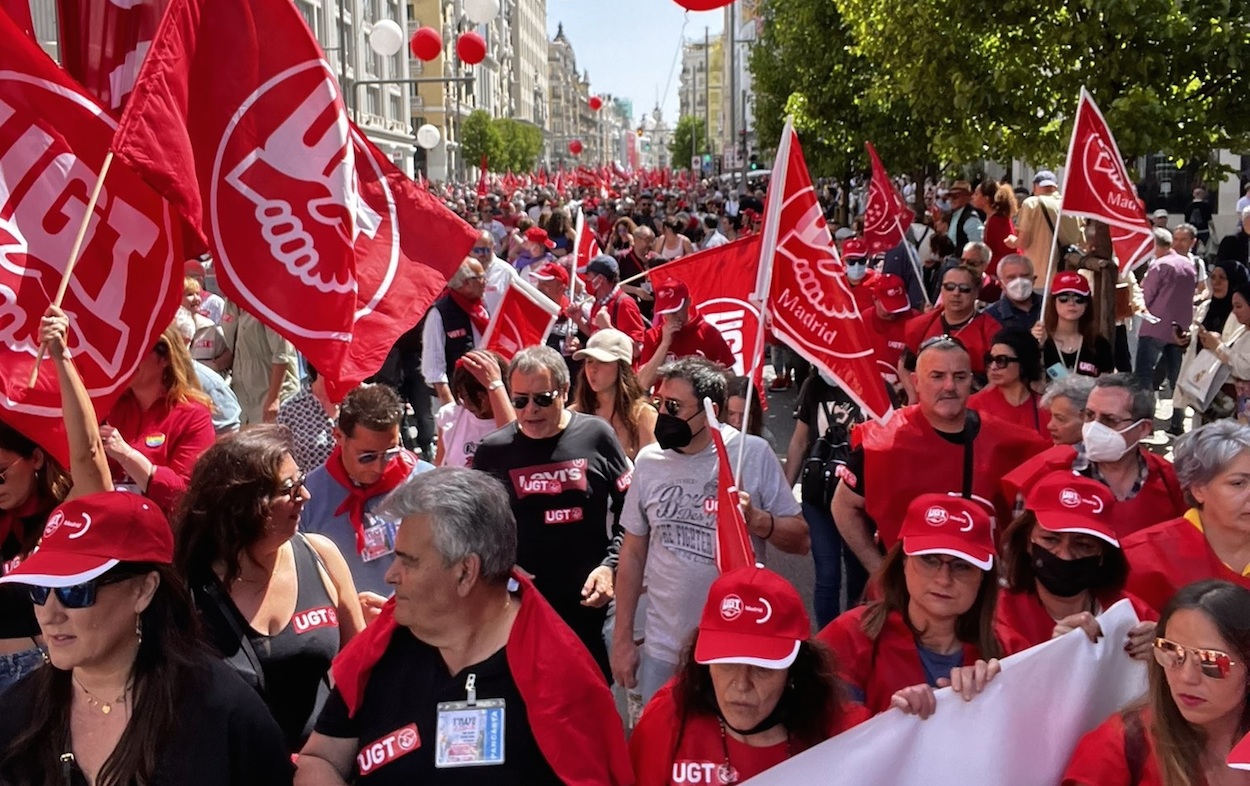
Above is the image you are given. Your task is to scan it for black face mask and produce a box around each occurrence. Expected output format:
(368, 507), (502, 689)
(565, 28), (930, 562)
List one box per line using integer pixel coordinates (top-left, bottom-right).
(1030, 544), (1104, 598)
(654, 411), (704, 452)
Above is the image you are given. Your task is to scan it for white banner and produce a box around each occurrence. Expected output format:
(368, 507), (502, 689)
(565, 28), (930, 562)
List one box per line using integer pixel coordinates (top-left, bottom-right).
(746, 600), (1148, 785)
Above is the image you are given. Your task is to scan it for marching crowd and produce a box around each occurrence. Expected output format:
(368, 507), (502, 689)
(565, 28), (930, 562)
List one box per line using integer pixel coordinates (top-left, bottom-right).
(5, 168), (1250, 786)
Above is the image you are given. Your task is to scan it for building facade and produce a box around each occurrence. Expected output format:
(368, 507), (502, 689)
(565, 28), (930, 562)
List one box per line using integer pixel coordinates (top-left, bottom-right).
(509, 0), (548, 133)
(678, 32), (724, 167)
(547, 22), (589, 170)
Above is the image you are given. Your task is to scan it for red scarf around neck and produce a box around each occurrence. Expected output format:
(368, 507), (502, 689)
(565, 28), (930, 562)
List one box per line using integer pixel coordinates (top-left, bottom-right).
(449, 289), (491, 336)
(324, 446), (416, 554)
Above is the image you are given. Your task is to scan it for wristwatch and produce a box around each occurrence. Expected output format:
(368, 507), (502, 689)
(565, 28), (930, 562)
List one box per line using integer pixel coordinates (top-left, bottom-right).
(487, 379), (505, 391)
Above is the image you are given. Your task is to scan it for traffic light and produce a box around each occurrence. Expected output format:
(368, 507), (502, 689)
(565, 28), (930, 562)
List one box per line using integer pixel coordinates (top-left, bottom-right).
(749, 153), (759, 171)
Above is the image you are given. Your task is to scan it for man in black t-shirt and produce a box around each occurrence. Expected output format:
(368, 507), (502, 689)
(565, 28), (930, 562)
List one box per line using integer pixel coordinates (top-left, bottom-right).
(471, 345), (632, 680)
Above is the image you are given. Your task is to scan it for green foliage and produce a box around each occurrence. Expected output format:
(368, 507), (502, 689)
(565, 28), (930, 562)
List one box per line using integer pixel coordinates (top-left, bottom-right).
(494, 118), (543, 172)
(459, 109), (503, 172)
(669, 115), (710, 168)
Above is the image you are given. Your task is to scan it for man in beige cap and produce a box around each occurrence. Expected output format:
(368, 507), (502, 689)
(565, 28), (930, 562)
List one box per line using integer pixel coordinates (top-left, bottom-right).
(946, 179), (985, 249)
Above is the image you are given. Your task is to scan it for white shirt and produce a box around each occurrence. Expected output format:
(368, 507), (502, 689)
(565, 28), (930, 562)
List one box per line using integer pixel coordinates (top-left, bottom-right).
(702, 230), (729, 249)
(435, 403), (499, 468)
(198, 292), (225, 325)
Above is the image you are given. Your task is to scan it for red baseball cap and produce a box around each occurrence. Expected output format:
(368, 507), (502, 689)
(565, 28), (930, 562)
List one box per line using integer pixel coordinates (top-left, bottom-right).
(524, 227), (555, 249)
(842, 238), (868, 260)
(531, 261), (570, 286)
(0, 492), (173, 587)
(654, 279), (691, 316)
(872, 273), (911, 314)
(899, 493), (996, 570)
(1051, 271), (1091, 297)
(1026, 471), (1119, 548)
(694, 566), (810, 669)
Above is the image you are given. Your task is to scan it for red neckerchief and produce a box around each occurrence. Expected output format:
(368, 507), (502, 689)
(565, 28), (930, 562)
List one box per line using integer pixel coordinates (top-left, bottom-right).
(450, 289), (491, 336)
(323, 446), (416, 554)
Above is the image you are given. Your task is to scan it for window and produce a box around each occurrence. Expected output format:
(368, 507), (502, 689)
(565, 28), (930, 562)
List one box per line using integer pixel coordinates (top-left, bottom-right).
(367, 87), (380, 115)
(389, 93), (403, 120)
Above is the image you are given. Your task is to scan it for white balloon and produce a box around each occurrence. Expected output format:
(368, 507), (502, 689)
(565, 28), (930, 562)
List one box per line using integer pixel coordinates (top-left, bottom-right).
(416, 124), (442, 150)
(463, 0), (499, 24)
(368, 19), (404, 56)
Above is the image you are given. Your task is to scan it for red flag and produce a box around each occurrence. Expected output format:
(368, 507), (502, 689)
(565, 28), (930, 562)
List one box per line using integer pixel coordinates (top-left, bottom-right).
(705, 399), (754, 573)
(862, 141), (914, 255)
(572, 206), (601, 272)
(1, 0), (34, 39)
(481, 277), (559, 361)
(1060, 89), (1154, 273)
(476, 154), (489, 198)
(111, 0), (476, 401)
(0, 10), (183, 466)
(761, 121), (894, 422)
(57, 0), (170, 114)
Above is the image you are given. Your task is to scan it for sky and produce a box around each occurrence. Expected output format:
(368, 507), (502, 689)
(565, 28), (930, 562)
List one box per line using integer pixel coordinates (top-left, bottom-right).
(546, 0), (725, 126)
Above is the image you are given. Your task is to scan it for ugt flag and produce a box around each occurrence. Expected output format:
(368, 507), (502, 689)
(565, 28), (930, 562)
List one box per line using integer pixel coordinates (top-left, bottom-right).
(862, 141), (914, 255)
(704, 398), (754, 573)
(482, 278), (560, 362)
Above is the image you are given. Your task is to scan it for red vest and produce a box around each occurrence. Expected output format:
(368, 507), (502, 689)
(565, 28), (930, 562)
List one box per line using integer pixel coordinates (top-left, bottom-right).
(1001, 446), (1186, 540)
(1061, 710), (1164, 786)
(903, 310), (1001, 376)
(995, 588), (1158, 650)
(868, 310), (914, 382)
(968, 385), (1051, 440)
(857, 406), (1048, 547)
(1123, 515), (1250, 614)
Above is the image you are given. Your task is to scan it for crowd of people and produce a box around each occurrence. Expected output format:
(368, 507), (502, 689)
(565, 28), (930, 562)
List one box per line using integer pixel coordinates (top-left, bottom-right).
(3, 167), (1250, 786)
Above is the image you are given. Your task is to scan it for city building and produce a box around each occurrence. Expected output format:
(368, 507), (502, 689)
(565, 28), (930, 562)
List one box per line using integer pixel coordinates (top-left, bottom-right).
(678, 32), (723, 167)
(510, 0), (548, 134)
(721, 0), (758, 172)
(547, 22), (589, 169)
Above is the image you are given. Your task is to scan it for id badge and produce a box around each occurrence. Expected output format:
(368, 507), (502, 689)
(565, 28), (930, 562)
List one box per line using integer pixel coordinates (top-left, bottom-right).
(360, 514), (397, 562)
(434, 699), (505, 768)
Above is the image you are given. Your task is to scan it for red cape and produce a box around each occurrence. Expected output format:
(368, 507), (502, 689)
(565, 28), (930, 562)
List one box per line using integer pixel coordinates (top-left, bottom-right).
(331, 571), (633, 785)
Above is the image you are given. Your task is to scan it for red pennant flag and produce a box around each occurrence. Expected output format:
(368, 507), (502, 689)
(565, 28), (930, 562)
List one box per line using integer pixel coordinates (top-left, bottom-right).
(1060, 89), (1154, 273)
(111, 0), (476, 401)
(761, 121), (894, 422)
(704, 399), (754, 573)
(0, 11), (184, 466)
(481, 278), (559, 361)
(57, 0), (171, 114)
(862, 141), (915, 255)
(2, 0), (35, 39)
(572, 206), (602, 272)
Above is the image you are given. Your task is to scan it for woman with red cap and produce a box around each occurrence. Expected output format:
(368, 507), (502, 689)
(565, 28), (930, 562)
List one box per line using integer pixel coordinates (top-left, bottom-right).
(1062, 580), (1250, 786)
(630, 566), (868, 785)
(997, 470), (1157, 650)
(1032, 271), (1115, 378)
(818, 494), (1028, 716)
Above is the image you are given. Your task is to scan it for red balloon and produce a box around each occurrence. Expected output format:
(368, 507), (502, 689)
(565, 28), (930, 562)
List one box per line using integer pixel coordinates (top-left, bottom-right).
(589, 96), (603, 111)
(410, 26), (442, 61)
(456, 31), (487, 66)
(568, 140), (583, 155)
(673, 0), (733, 9)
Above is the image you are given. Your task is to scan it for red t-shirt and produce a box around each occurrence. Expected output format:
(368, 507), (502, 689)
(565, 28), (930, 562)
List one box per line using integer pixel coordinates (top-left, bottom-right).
(969, 385), (1051, 440)
(994, 587), (1158, 650)
(629, 682), (869, 786)
(106, 393), (216, 515)
(867, 309), (914, 381)
(1061, 709), (1163, 786)
(1123, 512), (1250, 614)
(590, 288), (647, 345)
(641, 314), (737, 371)
(983, 213), (1017, 273)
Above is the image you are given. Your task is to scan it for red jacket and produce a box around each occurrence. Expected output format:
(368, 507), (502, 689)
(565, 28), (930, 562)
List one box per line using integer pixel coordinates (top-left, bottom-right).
(1001, 446), (1186, 540)
(867, 310), (914, 382)
(815, 606), (1029, 715)
(629, 681), (869, 786)
(1123, 511), (1250, 614)
(1061, 709), (1163, 786)
(331, 572), (633, 786)
(968, 386), (1051, 440)
(903, 310), (1000, 376)
(106, 393), (216, 515)
(856, 406), (1048, 547)
(994, 588), (1157, 650)
(591, 288), (647, 345)
(641, 314), (736, 371)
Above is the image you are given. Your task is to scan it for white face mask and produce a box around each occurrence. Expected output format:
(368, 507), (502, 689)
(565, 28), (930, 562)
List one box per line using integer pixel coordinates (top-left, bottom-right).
(847, 262), (868, 283)
(1004, 277), (1034, 302)
(1082, 419), (1144, 463)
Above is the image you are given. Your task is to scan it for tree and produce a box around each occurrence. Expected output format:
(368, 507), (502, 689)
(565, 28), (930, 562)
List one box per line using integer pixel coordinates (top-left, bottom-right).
(459, 109), (503, 172)
(493, 118), (544, 172)
(669, 115), (710, 169)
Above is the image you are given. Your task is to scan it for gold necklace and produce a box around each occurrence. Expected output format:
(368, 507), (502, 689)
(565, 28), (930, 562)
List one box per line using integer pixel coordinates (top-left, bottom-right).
(74, 675), (130, 715)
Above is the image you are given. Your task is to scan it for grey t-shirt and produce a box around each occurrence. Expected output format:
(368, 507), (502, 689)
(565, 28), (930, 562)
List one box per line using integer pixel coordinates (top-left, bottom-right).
(622, 424), (801, 665)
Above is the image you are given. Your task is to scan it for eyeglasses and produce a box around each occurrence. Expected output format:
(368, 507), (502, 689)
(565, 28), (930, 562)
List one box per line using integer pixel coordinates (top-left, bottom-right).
(1081, 409), (1138, 430)
(469, 246), (494, 256)
(356, 447), (402, 465)
(511, 390), (561, 409)
(0, 458), (23, 486)
(910, 554), (981, 580)
(1153, 637), (1239, 679)
(917, 334), (968, 356)
(653, 397), (698, 418)
(29, 572), (137, 609)
(1055, 293), (1089, 305)
(984, 353), (1020, 370)
(942, 282), (974, 294)
(276, 472), (308, 503)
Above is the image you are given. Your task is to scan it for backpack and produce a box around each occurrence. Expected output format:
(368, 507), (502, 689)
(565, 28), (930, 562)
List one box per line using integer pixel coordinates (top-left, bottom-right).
(800, 400), (852, 509)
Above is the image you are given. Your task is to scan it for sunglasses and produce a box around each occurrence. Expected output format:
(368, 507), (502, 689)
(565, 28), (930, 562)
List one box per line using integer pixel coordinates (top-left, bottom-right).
(984, 353), (1021, 370)
(0, 458), (23, 486)
(275, 472), (308, 503)
(1054, 293), (1089, 305)
(942, 282), (974, 294)
(1153, 637), (1239, 679)
(357, 447), (402, 465)
(511, 390), (561, 409)
(653, 397), (697, 418)
(469, 246), (494, 256)
(29, 572), (137, 609)
(917, 334), (968, 355)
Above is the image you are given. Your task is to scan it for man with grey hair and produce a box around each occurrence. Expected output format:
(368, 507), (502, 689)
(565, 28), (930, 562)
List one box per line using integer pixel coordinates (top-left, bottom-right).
(298, 467), (632, 785)
(1136, 227), (1197, 395)
(1172, 222), (1210, 300)
(959, 240), (1002, 302)
(421, 257), (489, 406)
(469, 228), (519, 314)
(985, 253), (1043, 332)
(1122, 420), (1250, 613)
(471, 345), (633, 681)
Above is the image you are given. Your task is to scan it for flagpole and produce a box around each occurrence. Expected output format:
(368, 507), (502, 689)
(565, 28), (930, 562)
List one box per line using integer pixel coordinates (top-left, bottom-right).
(1041, 88), (1087, 305)
(28, 151), (115, 388)
(735, 117), (793, 483)
(1039, 207), (1067, 304)
(893, 216), (932, 308)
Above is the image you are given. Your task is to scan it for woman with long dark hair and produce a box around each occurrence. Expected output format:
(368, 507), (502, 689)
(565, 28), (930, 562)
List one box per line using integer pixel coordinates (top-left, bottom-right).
(1063, 580), (1250, 786)
(1032, 271), (1115, 377)
(630, 566), (867, 785)
(968, 328), (1050, 438)
(570, 329), (656, 461)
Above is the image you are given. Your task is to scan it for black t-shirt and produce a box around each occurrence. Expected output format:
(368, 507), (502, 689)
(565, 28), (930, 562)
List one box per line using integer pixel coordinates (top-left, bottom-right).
(795, 374), (864, 448)
(1042, 336), (1115, 377)
(313, 629), (560, 786)
(842, 412), (978, 498)
(0, 514), (51, 640)
(0, 656), (292, 786)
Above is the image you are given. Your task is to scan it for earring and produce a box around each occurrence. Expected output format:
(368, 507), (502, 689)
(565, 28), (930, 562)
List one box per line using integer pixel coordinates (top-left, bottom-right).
(135, 615), (143, 646)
